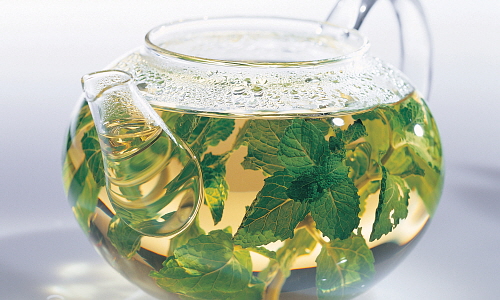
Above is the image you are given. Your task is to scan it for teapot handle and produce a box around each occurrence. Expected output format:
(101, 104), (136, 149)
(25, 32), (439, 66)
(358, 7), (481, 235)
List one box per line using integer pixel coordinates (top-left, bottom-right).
(326, 0), (433, 99)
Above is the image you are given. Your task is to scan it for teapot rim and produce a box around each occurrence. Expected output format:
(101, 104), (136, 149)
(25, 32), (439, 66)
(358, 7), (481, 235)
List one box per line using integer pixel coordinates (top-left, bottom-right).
(144, 16), (370, 68)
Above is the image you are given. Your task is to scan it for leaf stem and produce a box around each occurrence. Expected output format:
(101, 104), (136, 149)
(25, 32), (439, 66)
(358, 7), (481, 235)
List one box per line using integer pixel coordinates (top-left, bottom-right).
(265, 270), (286, 300)
(302, 215), (328, 247)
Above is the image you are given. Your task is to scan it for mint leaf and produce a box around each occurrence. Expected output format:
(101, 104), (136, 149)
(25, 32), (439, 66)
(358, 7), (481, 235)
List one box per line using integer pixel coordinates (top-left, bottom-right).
(358, 180), (381, 215)
(370, 166), (410, 241)
(67, 159), (99, 232)
(74, 102), (94, 134)
(241, 119), (291, 175)
(336, 119), (368, 145)
(354, 100), (441, 219)
(278, 119), (328, 175)
(234, 171), (309, 247)
(384, 145), (425, 178)
(306, 119), (331, 135)
(329, 119), (367, 159)
(175, 114), (205, 143)
(286, 155), (344, 204)
(316, 234), (374, 299)
(201, 153), (229, 225)
(82, 127), (105, 187)
(151, 229), (264, 300)
(205, 118), (236, 147)
(310, 163), (361, 241)
(256, 227), (316, 289)
(107, 215), (142, 259)
(276, 227), (317, 278)
(345, 142), (374, 182)
(167, 216), (205, 257)
(238, 120), (363, 246)
(166, 113), (234, 157)
(400, 97), (425, 128)
(286, 170), (327, 203)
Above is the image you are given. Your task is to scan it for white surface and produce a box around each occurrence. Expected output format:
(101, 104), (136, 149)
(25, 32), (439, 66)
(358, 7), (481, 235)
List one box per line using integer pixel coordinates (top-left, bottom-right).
(1, 0), (499, 299)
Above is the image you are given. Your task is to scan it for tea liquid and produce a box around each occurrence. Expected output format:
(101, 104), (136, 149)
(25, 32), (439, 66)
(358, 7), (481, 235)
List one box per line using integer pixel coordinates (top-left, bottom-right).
(63, 90), (442, 299)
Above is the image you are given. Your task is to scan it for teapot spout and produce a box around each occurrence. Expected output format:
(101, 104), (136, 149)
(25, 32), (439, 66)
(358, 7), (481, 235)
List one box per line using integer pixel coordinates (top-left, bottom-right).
(82, 70), (203, 237)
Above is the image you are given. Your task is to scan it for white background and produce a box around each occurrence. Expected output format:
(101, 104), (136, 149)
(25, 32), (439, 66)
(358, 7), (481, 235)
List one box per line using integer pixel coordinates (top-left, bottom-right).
(1, 0), (499, 299)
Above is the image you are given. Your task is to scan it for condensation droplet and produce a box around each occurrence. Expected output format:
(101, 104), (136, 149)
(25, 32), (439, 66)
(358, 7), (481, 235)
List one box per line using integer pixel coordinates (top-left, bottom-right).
(305, 77), (321, 83)
(232, 86), (245, 95)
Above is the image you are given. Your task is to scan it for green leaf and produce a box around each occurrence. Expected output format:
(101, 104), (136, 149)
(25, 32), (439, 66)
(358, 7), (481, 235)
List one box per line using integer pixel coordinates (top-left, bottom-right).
(174, 114), (204, 142)
(169, 114), (235, 157)
(400, 97), (425, 128)
(354, 99), (442, 218)
(286, 155), (344, 204)
(107, 215), (142, 259)
(355, 108), (391, 161)
(358, 180), (380, 215)
(370, 166), (410, 241)
(238, 120), (364, 246)
(345, 142), (374, 182)
(205, 118), (236, 147)
(82, 126), (105, 187)
(234, 171), (309, 247)
(168, 216), (205, 257)
(201, 153), (229, 225)
(328, 135), (346, 158)
(151, 230), (264, 300)
(73, 101), (94, 135)
(384, 145), (425, 178)
(68, 159), (99, 232)
(286, 170), (327, 203)
(278, 119), (328, 174)
(275, 227), (317, 278)
(241, 119), (291, 175)
(336, 119), (368, 145)
(306, 119), (331, 136)
(310, 170), (361, 241)
(316, 234), (375, 299)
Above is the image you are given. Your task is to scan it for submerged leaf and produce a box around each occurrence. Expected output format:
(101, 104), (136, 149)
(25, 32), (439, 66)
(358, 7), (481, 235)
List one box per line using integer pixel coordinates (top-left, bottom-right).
(201, 153), (229, 225)
(370, 166), (410, 241)
(172, 114), (235, 157)
(82, 127), (105, 187)
(151, 230), (264, 300)
(316, 234), (374, 299)
(107, 215), (142, 259)
(310, 175), (361, 241)
(275, 227), (317, 278)
(68, 161), (99, 232)
(234, 171), (309, 247)
(241, 119), (291, 175)
(278, 119), (328, 174)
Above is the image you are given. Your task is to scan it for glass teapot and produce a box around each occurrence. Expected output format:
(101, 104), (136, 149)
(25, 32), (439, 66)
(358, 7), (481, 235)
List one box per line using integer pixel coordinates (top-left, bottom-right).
(62, 1), (442, 299)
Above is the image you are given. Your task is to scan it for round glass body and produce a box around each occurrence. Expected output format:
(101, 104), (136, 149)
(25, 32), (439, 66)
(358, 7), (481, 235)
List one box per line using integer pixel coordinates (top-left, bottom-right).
(63, 17), (443, 299)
